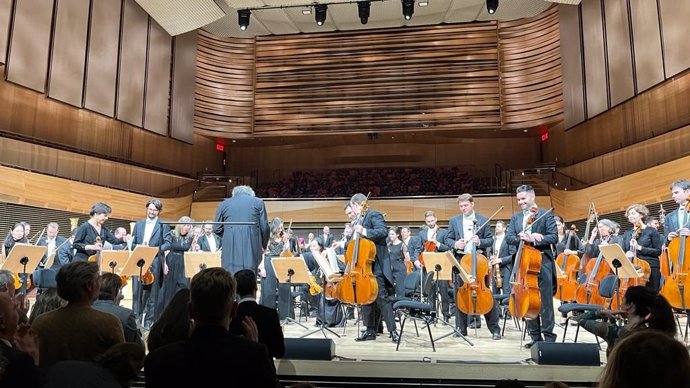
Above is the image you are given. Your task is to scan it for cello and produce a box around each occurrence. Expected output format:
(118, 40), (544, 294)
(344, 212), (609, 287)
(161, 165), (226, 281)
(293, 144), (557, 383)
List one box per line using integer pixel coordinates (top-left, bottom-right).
(509, 207), (551, 320)
(334, 196), (378, 306)
(659, 205), (672, 279)
(660, 202), (690, 310)
(555, 225), (581, 301)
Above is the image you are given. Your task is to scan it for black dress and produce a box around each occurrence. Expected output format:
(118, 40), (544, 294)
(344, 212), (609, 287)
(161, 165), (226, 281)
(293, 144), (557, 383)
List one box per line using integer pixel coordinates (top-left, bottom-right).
(72, 222), (124, 262)
(156, 232), (191, 318)
(259, 239), (293, 320)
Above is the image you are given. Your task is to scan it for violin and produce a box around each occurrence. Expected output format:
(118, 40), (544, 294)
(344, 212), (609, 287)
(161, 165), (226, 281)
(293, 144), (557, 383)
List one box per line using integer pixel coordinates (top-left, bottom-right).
(555, 224), (581, 301)
(456, 219), (494, 316)
(660, 201), (690, 309)
(417, 230), (438, 269)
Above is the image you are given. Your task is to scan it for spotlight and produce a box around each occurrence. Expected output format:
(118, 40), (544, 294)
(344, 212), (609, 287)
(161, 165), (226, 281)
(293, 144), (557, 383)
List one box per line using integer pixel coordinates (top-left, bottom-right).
(237, 9), (251, 31)
(358, 1), (371, 25)
(401, 0), (414, 20)
(315, 4), (327, 26)
(487, 0), (498, 14)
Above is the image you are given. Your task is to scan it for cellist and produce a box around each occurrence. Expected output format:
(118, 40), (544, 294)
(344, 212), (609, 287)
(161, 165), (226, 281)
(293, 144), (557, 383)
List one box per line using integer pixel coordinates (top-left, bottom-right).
(349, 193), (399, 343)
(505, 185), (558, 348)
(664, 179), (690, 258)
(622, 204), (662, 291)
(445, 194), (502, 339)
(418, 210), (453, 322)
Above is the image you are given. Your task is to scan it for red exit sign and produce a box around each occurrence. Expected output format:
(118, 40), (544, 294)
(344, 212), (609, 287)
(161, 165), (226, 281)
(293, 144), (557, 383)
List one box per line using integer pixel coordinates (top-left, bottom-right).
(216, 143), (224, 151)
(540, 132), (549, 142)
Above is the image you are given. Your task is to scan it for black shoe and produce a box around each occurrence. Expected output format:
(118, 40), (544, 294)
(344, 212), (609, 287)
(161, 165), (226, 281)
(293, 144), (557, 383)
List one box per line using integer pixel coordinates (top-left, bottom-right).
(356, 331), (377, 341)
(377, 325), (384, 334)
(524, 340), (541, 349)
(492, 332), (502, 340)
(390, 330), (400, 343)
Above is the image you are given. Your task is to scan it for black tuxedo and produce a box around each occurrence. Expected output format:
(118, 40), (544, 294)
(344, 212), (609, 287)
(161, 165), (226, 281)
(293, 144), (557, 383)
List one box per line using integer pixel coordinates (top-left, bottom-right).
(505, 208), (558, 343)
(53, 240), (73, 270)
(0, 341), (40, 388)
(131, 218), (171, 327)
(37, 235), (67, 268)
(145, 325), (280, 388)
(198, 234), (222, 252)
(489, 235), (516, 295)
(664, 207), (689, 242)
(229, 300), (285, 359)
(317, 234), (334, 248)
(444, 212), (499, 334)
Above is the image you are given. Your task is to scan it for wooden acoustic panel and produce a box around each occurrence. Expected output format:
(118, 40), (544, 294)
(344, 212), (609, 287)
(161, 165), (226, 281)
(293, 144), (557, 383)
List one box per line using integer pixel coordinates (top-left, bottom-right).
(604, 0), (634, 106)
(629, 0), (664, 93)
(169, 30), (197, 144)
(6, 0), (53, 92)
(143, 20), (172, 136)
(658, 0), (690, 78)
(581, 0), (608, 118)
(558, 4), (585, 128)
(0, 0), (12, 64)
(117, 0), (149, 127)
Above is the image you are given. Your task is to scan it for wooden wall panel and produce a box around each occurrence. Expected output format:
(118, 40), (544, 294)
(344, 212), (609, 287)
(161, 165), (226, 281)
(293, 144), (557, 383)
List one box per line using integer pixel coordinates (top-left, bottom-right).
(558, 4), (585, 128)
(6, 0), (53, 92)
(170, 30), (197, 144)
(84, 0), (122, 117)
(0, 0), (12, 64)
(629, 0), (664, 93)
(48, 0), (89, 107)
(659, 0), (690, 77)
(581, 0), (608, 118)
(116, 0), (148, 127)
(143, 20), (172, 136)
(604, 0), (634, 106)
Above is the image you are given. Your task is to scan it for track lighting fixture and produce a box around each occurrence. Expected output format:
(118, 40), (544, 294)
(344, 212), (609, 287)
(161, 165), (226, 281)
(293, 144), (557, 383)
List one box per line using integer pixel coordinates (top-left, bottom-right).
(487, 0), (499, 14)
(358, 1), (371, 25)
(401, 0), (414, 20)
(237, 9), (251, 31)
(315, 4), (327, 26)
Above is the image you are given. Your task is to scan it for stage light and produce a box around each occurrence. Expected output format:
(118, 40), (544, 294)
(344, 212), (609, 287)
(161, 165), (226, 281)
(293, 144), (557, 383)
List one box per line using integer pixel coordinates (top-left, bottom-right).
(315, 4), (327, 26)
(487, 0), (499, 14)
(402, 0), (414, 20)
(358, 1), (371, 25)
(238, 9), (251, 31)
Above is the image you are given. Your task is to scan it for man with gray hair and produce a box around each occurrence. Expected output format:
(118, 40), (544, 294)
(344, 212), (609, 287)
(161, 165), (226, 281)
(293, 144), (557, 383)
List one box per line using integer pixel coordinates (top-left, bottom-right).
(213, 185), (270, 274)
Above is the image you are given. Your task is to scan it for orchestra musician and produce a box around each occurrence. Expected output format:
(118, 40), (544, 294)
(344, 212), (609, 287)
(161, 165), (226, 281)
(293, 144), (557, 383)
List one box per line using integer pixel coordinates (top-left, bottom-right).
(258, 217), (294, 320)
(72, 202), (128, 262)
(584, 219), (623, 259)
(198, 222), (222, 252)
(489, 220), (515, 298)
(622, 204), (662, 292)
(387, 227), (407, 299)
(350, 193), (399, 343)
(418, 210), (452, 321)
(156, 217), (194, 318)
(505, 185), (558, 348)
(664, 179), (690, 252)
(2, 223), (27, 260)
(36, 222), (67, 267)
(445, 193), (501, 339)
(400, 227), (421, 272)
(554, 216), (583, 259)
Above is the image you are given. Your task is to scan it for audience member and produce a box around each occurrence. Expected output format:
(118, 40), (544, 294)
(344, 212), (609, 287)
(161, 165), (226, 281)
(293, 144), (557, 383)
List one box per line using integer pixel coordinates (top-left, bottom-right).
(598, 330), (690, 388)
(146, 289), (193, 352)
(0, 293), (40, 388)
(31, 261), (124, 368)
(230, 269), (285, 359)
(28, 288), (66, 324)
(92, 273), (143, 346)
(145, 268), (281, 388)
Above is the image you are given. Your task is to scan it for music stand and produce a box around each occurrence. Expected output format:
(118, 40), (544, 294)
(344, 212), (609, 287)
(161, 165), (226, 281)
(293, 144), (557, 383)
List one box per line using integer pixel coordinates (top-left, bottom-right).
(271, 257), (310, 329)
(600, 244), (641, 308)
(423, 251), (474, 346)
(301, 253), (341, 339)
(183, 251), (221, 279)
(100, 250), (130, 275)
(120, 246), (159, 326)
(1, 244), (46, 293)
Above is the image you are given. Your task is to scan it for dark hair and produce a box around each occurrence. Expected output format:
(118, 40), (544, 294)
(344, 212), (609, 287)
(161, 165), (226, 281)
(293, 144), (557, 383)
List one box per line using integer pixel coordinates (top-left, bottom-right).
(599, 330), (690, 388)
(28, 288), (66, 324)
(89, 202), (112, 217)
(234, 269), (257, 297)
(98, 273), (122, 301)
(3, 222), (26, 247)
(147, 289), (192, 352)
(516, 185), (535, 194)
(495, 220), (506, 228)
(55, 261), (99, 303)
(553, 216), (563, 224)
(190, 268), (236, 324)
(146, 198), (163, 211)
(95, 343), (145, 387)
(624, 286), (676, 335)
(388, 226), (401, 236)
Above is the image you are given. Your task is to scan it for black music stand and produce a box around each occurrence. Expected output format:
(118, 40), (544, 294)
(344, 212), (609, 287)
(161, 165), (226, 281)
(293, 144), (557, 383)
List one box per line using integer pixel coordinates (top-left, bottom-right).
(120, 246), (158, 326)
(272, 257), (310, 330)
(301, 253), (341, 339)
(1, 244), (46, 294)
(425, 251), (474, 346)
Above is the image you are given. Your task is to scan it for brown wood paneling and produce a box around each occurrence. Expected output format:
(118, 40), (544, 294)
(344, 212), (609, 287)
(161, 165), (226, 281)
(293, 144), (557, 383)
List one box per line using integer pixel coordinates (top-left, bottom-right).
(604, 0), (634, 107)
(116, 0), (148, 127)
(558, 4), (585, 128)
(498, 7), (563, 130)
(84, 0), (122, 117)
(48, 0), (90, 107)
(0, 0), (12, 64)
(170, 30), (197, 144)
(581, 0), (608, 118)
(6, 0), (53, 92)
(629, 0), (664, 93)
(659, 0), (690, 77)
(143, 20), (172, 136)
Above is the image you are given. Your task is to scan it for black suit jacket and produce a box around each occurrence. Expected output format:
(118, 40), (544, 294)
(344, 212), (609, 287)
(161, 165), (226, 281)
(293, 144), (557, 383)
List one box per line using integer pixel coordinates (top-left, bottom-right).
(317, 234), (334, 248)
(0, 341), (40, 388)
(357, 209), (391, 283)
(445, 213), (493, 256)
(132, 219), (171, 282)
(505, 208), (558, 260)
(229, 300), (285, 359)
(664, 207), (690, 243)
(145, 325), (280, 388)
(37, 236), (67, 266)
(418, 227), (451, 252)
(489, 235), (516, 267)
(198, 234), (222, 252)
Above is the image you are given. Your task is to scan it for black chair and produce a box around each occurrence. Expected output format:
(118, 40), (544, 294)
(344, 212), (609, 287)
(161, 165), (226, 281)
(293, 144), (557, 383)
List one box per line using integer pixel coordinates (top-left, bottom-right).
(493, 293), (521, 336)
(558, 274), (619, 344)
(393, 271), (436, 351)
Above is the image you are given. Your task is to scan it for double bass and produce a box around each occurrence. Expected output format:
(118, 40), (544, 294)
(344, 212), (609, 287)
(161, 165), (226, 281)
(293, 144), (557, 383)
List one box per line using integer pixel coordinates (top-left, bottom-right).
(509, 207), (551, 320)
(555, 225), (581, 301)
(660, 202), (690, 310)
(456, 217), (495, 317)
(334, 196), (378, 306)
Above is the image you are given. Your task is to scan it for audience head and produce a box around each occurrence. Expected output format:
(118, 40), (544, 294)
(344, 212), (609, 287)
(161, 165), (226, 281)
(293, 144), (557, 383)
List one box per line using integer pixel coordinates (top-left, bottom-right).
(0, 293), (18, 340)
(0, 269), (15, 296)
(98, 273), (123, 302)
(189, 268), (237, 328)
(56, 261), (100, 305)
(95, 343), (145, 387)
(234, 269), (257, 299)
(623, 286), (676, 335)
(599, 330), (690, 388)
(28, 288), (66, 324)
(147, 289), (192, 352)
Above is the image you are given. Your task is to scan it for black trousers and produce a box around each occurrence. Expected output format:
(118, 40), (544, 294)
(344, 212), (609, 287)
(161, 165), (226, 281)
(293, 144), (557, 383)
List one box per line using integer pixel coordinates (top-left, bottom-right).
(362, 275), (396, 334)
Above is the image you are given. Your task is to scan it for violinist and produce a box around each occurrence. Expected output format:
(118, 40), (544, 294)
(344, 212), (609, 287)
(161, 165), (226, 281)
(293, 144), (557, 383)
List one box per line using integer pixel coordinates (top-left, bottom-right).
(489, 220), (515, 297)
(664, 179), (690, 248)
(349, 193), (399, 343)
(400, 227), (421, 273)
(418, 210), (452, 321)
(72, 202), (129, 262)
(155, 217), (194, 317)
(622, 204), (662, 291)
(258, 217), (294, 320)
(505, 185), (558, 348)
(445, 194), (501, 339)
(583, 219), (622, 259)
(199, 222), (222, 252)
(387, 227), (407, 299)
(554, 216), (583, 258)
(2, 223), (27, 260)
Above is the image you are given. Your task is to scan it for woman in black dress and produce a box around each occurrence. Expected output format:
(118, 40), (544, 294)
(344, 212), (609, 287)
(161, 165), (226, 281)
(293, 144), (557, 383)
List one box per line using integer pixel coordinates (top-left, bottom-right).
(72, 202), (127, 262)
(156, 216), (193, 317)
(623, 204), (662, 292)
